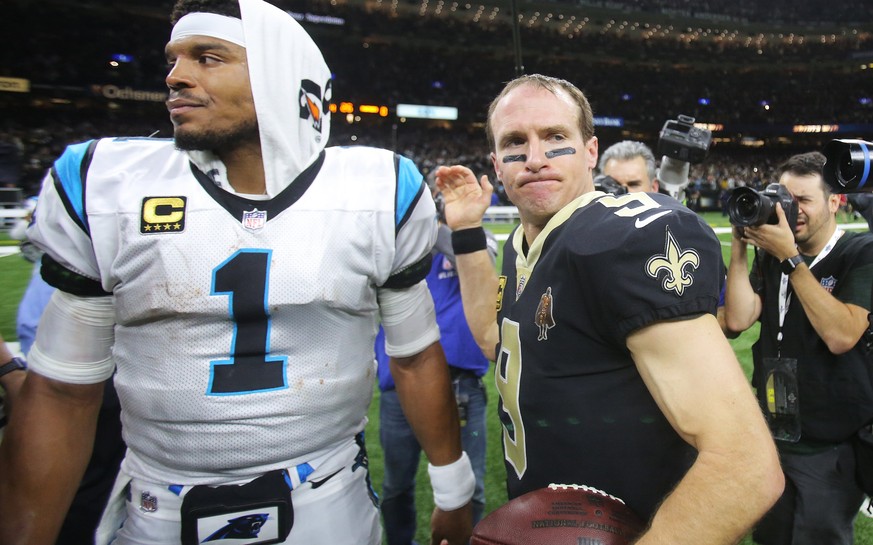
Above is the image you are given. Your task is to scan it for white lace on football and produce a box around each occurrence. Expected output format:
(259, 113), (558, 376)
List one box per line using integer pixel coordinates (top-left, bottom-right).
(547, 483), (626, 505)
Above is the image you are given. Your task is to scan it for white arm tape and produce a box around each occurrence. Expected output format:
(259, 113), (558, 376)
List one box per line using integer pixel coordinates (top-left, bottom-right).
(28, 290), (116, 384)
(377, 280), (440, 358)
(428, 451), (476, 511)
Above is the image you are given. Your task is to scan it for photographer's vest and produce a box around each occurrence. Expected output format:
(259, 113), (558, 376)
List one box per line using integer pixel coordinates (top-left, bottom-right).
(751, 230), (873, 443)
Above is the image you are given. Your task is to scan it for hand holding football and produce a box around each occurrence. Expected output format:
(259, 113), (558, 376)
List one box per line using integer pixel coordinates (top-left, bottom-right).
(471, 483), (645, 545)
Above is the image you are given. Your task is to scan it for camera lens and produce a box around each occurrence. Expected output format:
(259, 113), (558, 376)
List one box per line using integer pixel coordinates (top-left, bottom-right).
(728, 187), (773, 227)
(823, 139), (873, 193)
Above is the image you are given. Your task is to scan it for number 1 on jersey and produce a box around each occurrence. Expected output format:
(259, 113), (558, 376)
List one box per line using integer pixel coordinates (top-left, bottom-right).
(209, 249), (288, 395)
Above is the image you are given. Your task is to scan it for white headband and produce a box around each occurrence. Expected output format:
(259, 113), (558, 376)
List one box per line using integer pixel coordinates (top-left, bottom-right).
(171, 12), (246, 48)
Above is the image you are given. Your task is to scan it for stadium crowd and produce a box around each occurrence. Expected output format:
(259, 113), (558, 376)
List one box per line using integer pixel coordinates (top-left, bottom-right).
(1, 0), (870, 196)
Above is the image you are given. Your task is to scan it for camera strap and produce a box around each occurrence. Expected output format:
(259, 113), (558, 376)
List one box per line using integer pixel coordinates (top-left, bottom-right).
(776, 228), (843, 356)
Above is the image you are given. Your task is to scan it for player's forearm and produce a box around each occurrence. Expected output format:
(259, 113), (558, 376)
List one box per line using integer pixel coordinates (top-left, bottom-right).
(0, 374), (104, 545)
(455, 251), (500, 361)
(638, 444), (783, 545)
(390, 343), (463, 465)
(723, 251), (760, 333)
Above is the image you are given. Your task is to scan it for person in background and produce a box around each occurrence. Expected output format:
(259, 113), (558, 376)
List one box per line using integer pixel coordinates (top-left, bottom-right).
(0, 333), (26, 430)
(724, 151), (873, 545)
(376, 184), (497, 544)
(598, 139), (659, 194)
(847, 193), (873, 232)
(0, 1), (472, 544)
(9, 196), (55, 356)
(437, 73), (783, 544)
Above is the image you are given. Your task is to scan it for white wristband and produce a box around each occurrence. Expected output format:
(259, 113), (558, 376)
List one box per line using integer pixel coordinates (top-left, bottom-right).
(428, 451), (475, 511)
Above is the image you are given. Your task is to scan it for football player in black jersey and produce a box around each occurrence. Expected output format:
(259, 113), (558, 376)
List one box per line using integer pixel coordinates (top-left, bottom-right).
(436, 74), (783, 544)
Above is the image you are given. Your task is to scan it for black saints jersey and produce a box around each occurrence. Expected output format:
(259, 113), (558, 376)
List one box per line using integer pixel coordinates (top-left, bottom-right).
(495, 191), (722, 520)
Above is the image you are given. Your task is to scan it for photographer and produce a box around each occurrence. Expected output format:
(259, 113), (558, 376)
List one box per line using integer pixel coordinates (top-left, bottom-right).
(724, 151), (873, 545)
(598, 140), (659, 193)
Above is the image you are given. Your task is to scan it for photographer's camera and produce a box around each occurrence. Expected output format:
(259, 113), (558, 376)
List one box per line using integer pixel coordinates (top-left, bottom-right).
(593, 174), (628, 196)
(822, 139), (873, 194)
(727, 183), (798, 230)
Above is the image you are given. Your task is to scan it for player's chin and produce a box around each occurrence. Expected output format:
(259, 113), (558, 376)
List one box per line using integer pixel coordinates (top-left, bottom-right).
(173, 128), (216, 151)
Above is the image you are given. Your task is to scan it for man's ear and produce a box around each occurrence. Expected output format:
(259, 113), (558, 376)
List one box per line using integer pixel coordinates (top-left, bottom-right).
(490, 152), (501, 182)
(828, 193), (841, 214)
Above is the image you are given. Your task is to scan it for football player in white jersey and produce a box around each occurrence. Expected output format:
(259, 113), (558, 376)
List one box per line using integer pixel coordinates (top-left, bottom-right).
(0, 1), (474, 544)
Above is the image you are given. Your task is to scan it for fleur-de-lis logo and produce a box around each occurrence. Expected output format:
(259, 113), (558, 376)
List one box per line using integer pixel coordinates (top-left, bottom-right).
(645, 227), (700, 296)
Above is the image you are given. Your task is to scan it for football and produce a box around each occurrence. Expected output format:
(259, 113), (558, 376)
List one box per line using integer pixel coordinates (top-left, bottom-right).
(471, 483), (646, 545)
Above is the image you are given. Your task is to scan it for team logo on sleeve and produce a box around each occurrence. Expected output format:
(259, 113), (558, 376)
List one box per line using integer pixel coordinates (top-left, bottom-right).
(535, 287), (556, 341)
(141, 197), (186, 234)
(497, 276), (507, 311)
(645, 227), (700, 296)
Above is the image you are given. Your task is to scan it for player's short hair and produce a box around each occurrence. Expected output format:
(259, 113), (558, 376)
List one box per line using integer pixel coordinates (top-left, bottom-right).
(485, 74), (594, 152)
(598, 140), (657, 181)
(777, 151), (829, 195)
(171, 0), (241, 25)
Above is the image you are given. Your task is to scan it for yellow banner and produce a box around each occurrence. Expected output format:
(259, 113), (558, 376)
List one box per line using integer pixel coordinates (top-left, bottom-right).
(0, 77), (30, 93)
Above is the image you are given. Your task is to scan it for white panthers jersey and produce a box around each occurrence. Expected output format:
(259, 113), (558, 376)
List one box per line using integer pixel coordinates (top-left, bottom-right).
(28, 137), (437, 484)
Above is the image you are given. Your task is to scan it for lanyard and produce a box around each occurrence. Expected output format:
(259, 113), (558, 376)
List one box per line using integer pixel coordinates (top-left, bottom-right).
(776, 228), (843, 354)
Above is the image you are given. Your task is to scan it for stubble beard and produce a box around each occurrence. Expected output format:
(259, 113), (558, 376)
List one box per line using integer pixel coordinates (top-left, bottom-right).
(173, 118), (260, 153)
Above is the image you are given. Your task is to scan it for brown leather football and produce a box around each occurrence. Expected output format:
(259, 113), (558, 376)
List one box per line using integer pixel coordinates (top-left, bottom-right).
(471, 483), (646, 545)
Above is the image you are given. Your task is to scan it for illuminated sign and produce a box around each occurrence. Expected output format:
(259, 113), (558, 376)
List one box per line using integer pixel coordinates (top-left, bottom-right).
(359, 104), (389, 117)
(0, 77), (30, 93)
(696, 123), (724, 131)
(793, 124), (840, 133)
(93, 84), (166, 102)
(397, 104), (459, 120)
(593, 117), (623, 127)
(286, 11), (345, 25)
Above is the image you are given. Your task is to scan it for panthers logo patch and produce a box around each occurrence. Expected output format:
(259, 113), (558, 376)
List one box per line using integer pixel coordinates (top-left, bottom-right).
(299, 78), (332, 139)
(203, 513), (269, 542)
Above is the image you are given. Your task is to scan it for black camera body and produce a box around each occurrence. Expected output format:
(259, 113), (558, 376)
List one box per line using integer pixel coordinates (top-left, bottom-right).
(822, 139), (873, 194)
(593, 174), (628, 196)
(728, 183), (798, 231)
(657, 114), (712, 165)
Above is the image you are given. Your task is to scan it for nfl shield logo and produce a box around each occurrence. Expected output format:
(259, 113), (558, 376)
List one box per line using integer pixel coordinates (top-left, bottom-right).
(242, 208), (267, 231)
(140, 491), (158, 513)
(820, 276), (837, 293)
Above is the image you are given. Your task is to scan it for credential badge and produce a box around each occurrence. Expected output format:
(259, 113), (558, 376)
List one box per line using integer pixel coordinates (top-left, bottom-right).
(645, 227), (700, 296)
(242, 209), (267, 231)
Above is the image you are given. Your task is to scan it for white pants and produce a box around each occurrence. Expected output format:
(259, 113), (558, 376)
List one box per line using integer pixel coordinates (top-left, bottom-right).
(98, 439), (381, 545)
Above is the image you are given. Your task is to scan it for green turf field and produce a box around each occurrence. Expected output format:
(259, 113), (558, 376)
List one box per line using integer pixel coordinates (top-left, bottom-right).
(0, 213), (870, 544)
